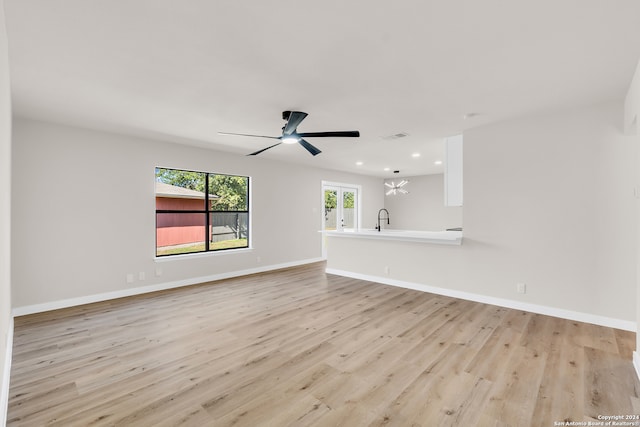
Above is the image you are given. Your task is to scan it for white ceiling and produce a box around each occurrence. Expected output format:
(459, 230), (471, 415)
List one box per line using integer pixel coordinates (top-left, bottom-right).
(4, 1), (640, 177)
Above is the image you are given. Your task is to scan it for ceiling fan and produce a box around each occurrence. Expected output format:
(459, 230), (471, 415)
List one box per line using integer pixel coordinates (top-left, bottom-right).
(219, 111), (360, 156)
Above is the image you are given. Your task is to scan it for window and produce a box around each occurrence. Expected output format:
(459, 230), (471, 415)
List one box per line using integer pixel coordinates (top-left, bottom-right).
(155, 167), (249, 257)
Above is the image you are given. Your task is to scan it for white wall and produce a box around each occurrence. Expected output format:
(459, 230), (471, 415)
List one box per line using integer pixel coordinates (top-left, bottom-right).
(626, 59), (640, 363)
(10, 118), (383, 309)
(464, 100), (636, 322)
(0, 0), (12, 423)
(329, 101), (637, 325)
(383, 174), (462, 231)
(625, 59), (640, 135)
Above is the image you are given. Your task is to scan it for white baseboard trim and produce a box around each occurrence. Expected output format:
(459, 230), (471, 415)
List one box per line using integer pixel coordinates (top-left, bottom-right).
(634, 352), (640, 382)
(13, 258), (324, 317)
(326, 268), (636, 332)
(1, 315), (14, 427)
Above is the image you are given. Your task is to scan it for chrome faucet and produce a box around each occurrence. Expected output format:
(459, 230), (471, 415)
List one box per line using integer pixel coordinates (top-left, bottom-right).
(376, 208), (390, 232)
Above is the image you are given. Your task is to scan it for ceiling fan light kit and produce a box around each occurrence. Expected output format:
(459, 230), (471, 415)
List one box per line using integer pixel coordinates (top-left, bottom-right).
(219, 111), (360, 156)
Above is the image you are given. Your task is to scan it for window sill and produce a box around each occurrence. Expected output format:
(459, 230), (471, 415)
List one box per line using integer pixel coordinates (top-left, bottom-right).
(155, 247), (253, 262)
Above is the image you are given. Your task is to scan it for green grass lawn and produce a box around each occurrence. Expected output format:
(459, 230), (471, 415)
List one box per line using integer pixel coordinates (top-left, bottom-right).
(157, 239), (248, 256)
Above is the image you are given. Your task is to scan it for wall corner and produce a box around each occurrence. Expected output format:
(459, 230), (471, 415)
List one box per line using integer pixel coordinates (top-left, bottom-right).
(625, 59), (640, 135)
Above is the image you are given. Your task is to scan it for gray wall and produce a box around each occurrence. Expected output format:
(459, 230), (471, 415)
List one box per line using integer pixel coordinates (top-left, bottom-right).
(383, 174), (462, 231)
(10, 118), (384, 308)
(464, 100), (636, 321)
(0, 0), (12, 422)
(329, 100), (637, 324)
(626, 59), (640, 358)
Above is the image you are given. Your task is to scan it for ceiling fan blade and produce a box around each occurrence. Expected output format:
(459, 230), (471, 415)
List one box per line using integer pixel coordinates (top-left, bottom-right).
(248, 142), (282, 156)
(218, 132), (280, 139)
(282, 111), (308, 135)
(298, 138), (321, 156)
(297, 131), (360, 138)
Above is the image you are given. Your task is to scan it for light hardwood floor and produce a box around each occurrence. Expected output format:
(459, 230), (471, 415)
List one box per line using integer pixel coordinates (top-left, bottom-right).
(7, 262), (640, 426)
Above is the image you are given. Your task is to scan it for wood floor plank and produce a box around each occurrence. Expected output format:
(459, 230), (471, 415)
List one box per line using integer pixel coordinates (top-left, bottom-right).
(529, 318), (577, 425)
(614, 328), (636, 359)
(583, 346), (640, 419)
(7, 262), (640, 426)
(464, 325), (521, 382)
(481, 345), (548, 425)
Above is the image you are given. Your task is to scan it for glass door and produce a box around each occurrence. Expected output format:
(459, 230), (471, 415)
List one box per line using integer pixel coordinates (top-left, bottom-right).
(324, 187), (339, 231)
(322, 182), (360, 257)
(341, 188), (357, 231)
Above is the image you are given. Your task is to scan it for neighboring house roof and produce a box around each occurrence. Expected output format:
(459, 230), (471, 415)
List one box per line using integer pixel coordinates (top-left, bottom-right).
(155, 182), (218, 200)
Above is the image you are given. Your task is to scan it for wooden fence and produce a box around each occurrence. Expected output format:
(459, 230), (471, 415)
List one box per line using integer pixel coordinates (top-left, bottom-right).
(210, 212), (248, 242)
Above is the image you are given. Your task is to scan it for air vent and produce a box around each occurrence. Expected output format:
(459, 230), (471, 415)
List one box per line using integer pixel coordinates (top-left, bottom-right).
(382, 132), (409, 140)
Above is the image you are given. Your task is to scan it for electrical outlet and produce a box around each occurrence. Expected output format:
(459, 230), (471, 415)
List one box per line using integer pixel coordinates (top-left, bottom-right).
(155, 267), (163, 277)
(139, 272), (146, 281)
(126, 273), (134, 284)
(516, 283), (526, 294)
(257, 256), (261, 263)
(384, 266), (390, 275)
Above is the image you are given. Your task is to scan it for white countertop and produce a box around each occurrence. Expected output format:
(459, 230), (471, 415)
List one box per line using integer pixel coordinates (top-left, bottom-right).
(323, 229), (463, 245)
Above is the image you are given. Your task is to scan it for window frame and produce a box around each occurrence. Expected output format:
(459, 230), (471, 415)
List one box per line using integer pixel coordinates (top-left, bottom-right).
(155, 167), (250, 257)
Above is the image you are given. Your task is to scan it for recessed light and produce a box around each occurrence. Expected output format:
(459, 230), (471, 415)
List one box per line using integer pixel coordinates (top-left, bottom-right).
(411, 153), (421, 158)
(434, 160), (443, 165)
(355, 161), (363, 166)
(383, 167), (390, 171)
